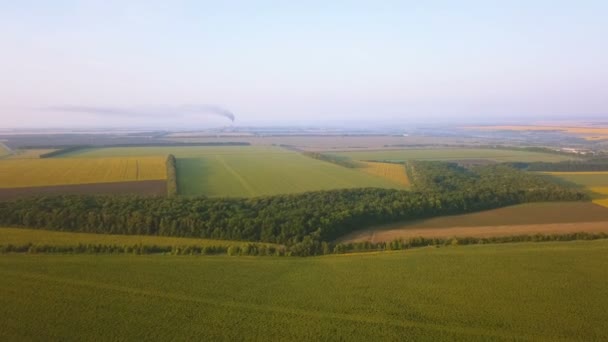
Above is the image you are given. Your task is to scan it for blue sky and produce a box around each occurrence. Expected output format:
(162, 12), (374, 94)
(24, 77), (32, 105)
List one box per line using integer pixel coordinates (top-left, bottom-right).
(1, 1), (607, 128)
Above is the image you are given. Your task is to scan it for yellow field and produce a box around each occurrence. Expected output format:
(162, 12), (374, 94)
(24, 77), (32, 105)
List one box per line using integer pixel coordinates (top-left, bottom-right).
(593, 199), (608, 208)
(6, 149), (57, 159)
(541, 171), (608, 208)
(0, 157), (167, 188)
(466, 125), (608, 140)
(360, 161), (410, 186)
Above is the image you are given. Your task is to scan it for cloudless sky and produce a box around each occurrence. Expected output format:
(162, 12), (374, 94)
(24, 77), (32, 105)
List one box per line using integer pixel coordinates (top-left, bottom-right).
(1, 1), (607, 128)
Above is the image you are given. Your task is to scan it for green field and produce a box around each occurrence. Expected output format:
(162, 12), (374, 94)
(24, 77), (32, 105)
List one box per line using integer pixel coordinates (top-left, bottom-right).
(329, 148), (573, 163)
(57, 146), (405, 197)
(0, 227), (278, 249)
(1, 240), (608, 340)
(541, 172), (608, 188)
(539, 172), (608, 208)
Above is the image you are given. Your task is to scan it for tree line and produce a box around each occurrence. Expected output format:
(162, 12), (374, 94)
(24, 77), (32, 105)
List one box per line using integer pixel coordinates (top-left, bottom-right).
(166, 154), (178, 197)
(3, 231), (606, 256)
(0, 162), (587, 255)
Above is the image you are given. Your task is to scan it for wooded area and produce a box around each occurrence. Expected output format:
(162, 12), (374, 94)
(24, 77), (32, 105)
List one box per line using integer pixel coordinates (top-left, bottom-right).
(0, 162), (586, 255)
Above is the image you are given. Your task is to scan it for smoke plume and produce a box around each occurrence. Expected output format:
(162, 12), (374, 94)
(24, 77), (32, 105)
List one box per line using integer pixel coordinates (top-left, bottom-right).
(44, 104), (235, 122)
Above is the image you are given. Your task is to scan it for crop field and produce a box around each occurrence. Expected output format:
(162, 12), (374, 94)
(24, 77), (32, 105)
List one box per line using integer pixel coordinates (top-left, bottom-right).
(360, 161), (410, 186)
(541, 172), (608, 207)
(0, 181), (167, 201)
(1, 240), (608, 340)
(0, 157), (167, 188)
(163, 135), (488, 151)
(0, 227), (279, 249)
(340, 202), (608, 242)
(5, 149), (57, 159)
(540, 171), (608, 187)
(328, 148), (572, 163)
(0, 143), (11, 158)
(56, 146), (405, 197)
(465, 125), (608, 140)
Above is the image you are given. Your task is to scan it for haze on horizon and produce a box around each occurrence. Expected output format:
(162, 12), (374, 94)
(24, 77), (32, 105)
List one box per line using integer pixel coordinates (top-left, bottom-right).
(1, 1), (607, 129)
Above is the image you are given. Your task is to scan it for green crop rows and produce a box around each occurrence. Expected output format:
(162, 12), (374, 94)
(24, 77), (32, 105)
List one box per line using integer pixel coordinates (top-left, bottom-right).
(58, 146), (405, 197)
(1, 240), (607, 341)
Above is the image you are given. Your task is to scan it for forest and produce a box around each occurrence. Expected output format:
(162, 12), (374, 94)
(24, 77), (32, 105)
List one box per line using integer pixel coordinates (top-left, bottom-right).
(0, 162), (586, 255)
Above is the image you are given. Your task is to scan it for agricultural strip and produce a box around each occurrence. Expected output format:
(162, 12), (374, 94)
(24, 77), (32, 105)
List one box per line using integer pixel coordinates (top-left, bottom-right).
(0, 142), (12, 158)
(4, 149), (58, 159)
(55, 146), (406, 197)
(465, 125), (608, 140)
(329, 148), (572, 163)
(0, 157), (167, 188)
(0, 227), (278, 249)
(1, 240), (608, 340)
(0, 180), (166, 201)
(540, 172), (608, 207)
(359, 161), (410, 186)
(339, 202), (608, 242)
(342, 221), (608, 243)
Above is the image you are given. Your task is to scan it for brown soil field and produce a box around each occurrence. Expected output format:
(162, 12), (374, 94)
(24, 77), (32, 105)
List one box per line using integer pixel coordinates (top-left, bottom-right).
(343, 221), (608, 243)
(0, 180), (166, 201)
(339, 202), (608, 242)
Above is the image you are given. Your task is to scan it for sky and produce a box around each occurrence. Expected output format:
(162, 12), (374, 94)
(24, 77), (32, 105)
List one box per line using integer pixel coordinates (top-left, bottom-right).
(1, 0), (607, 129)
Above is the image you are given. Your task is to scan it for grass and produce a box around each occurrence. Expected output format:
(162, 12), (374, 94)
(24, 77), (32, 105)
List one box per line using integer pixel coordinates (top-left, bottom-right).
(0, 227), (278, 249)
(1, 240), (608, 340)
(360, 161), (410, 186)
(329, 148), (572, 163)
(56, 146), (405, 197)
(0, 157), (167, 188)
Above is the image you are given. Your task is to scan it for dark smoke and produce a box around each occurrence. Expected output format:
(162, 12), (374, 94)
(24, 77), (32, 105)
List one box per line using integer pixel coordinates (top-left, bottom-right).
(44, 104), (235, 122)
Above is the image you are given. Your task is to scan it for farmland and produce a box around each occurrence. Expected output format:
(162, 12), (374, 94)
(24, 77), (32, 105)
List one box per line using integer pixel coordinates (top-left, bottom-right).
(0, 142), (11, 158)
(0, 157), (167, 188)
(329, 148), (573, 163)
(465, 125), (608, 141)
(0, 181), (167, 201)
(340, 202), (608, 242)
(360, 161), (410, 186)
(56, 146), (406, 197)
(2, 240), (608, 341)
(4, 148), (57, 159)
(541, 171), (608, 207)
(0, 227), (279, 250)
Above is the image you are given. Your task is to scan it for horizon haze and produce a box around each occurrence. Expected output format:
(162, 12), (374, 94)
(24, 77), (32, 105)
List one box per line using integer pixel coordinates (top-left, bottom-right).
(1, 1), (607, 128)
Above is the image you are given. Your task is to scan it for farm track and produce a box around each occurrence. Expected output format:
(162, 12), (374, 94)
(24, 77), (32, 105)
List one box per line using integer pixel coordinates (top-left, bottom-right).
(214, 155), (255, 196)
(0, 180), (167, 201)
